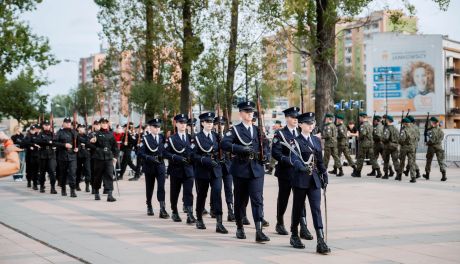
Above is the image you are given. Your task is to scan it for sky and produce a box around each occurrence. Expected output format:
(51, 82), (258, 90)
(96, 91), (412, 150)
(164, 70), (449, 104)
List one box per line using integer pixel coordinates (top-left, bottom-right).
(22, 0), (460, 101)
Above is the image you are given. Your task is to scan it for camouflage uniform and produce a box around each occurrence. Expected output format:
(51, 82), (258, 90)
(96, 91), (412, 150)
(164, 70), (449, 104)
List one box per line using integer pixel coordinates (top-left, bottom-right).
(322, 121), (341, 173)
(336, 122), (355, 173)
(423, 120), (446, 181)
(404, 122), (421, 177)
(368, 119), (384, 177)
(398, 120), (417, 182)
(352, 116), (380, 177)
(382, 121), (400, 179)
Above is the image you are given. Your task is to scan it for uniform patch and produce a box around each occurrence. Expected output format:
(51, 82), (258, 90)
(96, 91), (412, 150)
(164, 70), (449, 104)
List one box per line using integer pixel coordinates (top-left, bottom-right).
(226, 131), (232, 136)
(164, 143), (169, 148)
(273, 137), (279, 144)
(191, 143), (195, 149)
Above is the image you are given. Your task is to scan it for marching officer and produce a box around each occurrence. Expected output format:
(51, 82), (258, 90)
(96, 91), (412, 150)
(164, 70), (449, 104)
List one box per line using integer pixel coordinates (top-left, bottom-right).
(288, 112), (330, 254)
(89, 120), (100, 194)
(138, 118), (169, 218)
(193, 112), (228, 233)
(352, 112), (381, 177)
(129, 125), (145, 181)
(88, 117), (119, 202)
(22, 124), (40, 190)
(403, 115), (421, 178)
(272, 107), (313, 240)
(164, 114), (197, 224)
(36, 120), (57, 194)
(368, 115), (384, 177)
(322, 113), (341, 175)
(76, 124), (92, 192)
(335, 114), (355, 176)
(381, 115), (400, 179)
(423, 117), (447, 181)
(398, 118), (417, 182)
(213, 116), (235, 222)
(55, 117), (79, 197)
(118, 122), (139, 180)
(221, 101), (270, 243)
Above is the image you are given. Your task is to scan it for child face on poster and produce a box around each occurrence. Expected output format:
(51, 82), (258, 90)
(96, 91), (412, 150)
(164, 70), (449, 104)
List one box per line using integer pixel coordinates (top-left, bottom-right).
(413, 67), (428, 92)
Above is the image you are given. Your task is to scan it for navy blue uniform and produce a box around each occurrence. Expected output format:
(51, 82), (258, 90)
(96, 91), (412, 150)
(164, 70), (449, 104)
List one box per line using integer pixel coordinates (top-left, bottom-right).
(21, 132), (40, 188)
(54, 128), (78, 190)
(193, 131), (223, 218)
(164, 133), (195, 213)
(138, 133), (166, 206)
(221, 122), (269, 224)
(290, 134), (328, 233)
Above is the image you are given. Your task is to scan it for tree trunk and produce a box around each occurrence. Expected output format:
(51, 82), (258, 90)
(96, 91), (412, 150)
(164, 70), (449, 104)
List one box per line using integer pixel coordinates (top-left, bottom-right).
(145, 0), (154, 83)
(225, 0), (239, 119)
(180, 0), (192, 113)
(314, 0), (336, 124)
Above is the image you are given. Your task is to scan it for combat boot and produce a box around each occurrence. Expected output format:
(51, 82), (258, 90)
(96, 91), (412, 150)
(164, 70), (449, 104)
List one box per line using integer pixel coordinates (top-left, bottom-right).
(196, 218), (206, 229)
(85, 182), (90, 192)
(300, 217), (314, 240)
(70, 188), (77, 198)
(389, 166), (395, 177)
(61, 187), (67, 196)
(351, 164), (357, 170)
(76, 183), (81, 191)
(227, 203), (235, 222)
(242, 216), (251, 225)
(316, 229), (331, 254)
(186, 206), (196, 224)
(40, 185), (45, 193)
(107, 191), (116, 202)
(290, 234), (305, 249)
(337, 168), (344, 177)
(366, 169), (376, 176)
(236, 226), (246, 239)
(275, 220), (289, 235)
(94, 190), (101, 200)
(395, 173), (402, 181)
(216, 215), (228, 234)
(351, 169), (361, 177)
(403, 168), (409, 176)
(50, 186), (57, 194)
(27, 181), (31, 188)
(441, 171), (447, 181)
(159, 201), (170, 219)
(147, 205), (154, 216)
(410, 177), (416, 183)
(416, 169), (421, 178)
(262, 218), (270, 227)
(33, 184), (38, 190)
(423, 172), (430, 180)
(328, 168), (337, 175)
(171, 212), (182, 222)
(382, 172), (389, 179)
(209, 208), (216, 218)
(255, 221), (270, 243)
(376, 168), (382, 178)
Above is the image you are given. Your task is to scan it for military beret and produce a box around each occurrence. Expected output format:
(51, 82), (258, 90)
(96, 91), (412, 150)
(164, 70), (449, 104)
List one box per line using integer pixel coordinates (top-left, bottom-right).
(275, 120), (282, 125)
(174, 114), (188, 122)
(282, 107), (300, 118)
(335, 113), (344, 120)
(298, 112), (315, 124)
(407, 115), (415, 123)
(430, 116), (439, 123)
(93, 120), (100, 125)
(402, 117), (411, 123)
(199, 112), (215, 121)
(359, 112), (367, 117)
(238, 101), (255, 112)
(77, 124), (86, 129)
(373, 115), (382, 120)
(386, 115), (394, 122)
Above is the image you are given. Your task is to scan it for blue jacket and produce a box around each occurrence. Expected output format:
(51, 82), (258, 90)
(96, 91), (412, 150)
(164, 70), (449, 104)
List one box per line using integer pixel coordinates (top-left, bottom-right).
(193, 131), (222, 179)
(221, 122), (269, 179)
(163, 133), (195, 178)
(290, 134), (327, 189)
(138, 133), (166, 173)
(272, 126), (300, 179)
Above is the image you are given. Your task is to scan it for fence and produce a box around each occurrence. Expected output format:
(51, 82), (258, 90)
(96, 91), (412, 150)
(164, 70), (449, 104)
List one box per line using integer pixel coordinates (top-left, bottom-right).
(444, 134), (460, 167)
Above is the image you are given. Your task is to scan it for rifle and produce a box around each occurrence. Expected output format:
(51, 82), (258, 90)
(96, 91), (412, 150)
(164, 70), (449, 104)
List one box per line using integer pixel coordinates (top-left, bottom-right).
(216, 86), (223, 160)
(355, 110), (360, 156)
(73, 109), (77, 149)
(255, 81), (265, 162)
(50, 112), (54, 134)
(399, 110), (405, 133)
(84, 97), (88, 128)
(300, 82), (304, 113)
(138, 103), (147, 146)
(189, 99), (195, 141)
(424, 112), (430, 143)
(124, 106), (131, 146)
(405, 109), (410, 118)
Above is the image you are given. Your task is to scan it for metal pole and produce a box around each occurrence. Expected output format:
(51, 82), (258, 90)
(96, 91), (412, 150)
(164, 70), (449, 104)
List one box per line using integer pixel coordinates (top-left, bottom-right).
(244, 53), (248, 101)
(300, 82), (304, 112)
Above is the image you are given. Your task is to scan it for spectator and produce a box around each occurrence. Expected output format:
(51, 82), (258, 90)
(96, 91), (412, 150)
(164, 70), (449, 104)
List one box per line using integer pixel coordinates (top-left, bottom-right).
(0, 131), (21, 178)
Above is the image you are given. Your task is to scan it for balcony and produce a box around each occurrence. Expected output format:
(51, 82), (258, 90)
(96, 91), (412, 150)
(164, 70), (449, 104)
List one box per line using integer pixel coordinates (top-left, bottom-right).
(446, 67), (460, 75)
(451, 87), (460, 96)
(449, 107), (460, 115)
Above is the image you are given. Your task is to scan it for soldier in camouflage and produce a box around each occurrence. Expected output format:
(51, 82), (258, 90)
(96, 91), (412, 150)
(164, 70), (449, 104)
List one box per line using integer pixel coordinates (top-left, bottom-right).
(335, 114), (355, 177)
(367, 115), (384, 177)
(322, 113), (341, 175)
(423, 117), (447, 181)
(403, 115), (421, 178)
(352, 112), (381, 177)
(381, 115), (400, 179)
(398, 118), (417, 182)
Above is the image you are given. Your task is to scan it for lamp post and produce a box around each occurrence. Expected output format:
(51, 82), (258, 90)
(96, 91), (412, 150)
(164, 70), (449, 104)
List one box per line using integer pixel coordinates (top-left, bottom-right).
(292, 71), (305, 112)
(244, 53), (248, 101)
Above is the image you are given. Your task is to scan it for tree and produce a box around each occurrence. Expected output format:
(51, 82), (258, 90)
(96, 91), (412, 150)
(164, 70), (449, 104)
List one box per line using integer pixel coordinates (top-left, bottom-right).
(0, 0), (58, 81)
(258, 0), (450, 124)
(51, 94), (73, 118)
(0, 69), (47, 124)
(333, 64), (365, 122)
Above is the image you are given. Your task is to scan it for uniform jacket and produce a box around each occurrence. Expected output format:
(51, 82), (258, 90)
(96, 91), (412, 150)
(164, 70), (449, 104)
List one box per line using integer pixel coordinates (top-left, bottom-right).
(54, 128), (78, 161)
(138, 133), (166, 173)
(272, 126), (299, 179)
(383, 125), (399, 150)
(163, 133), (195, 178)
(359, 121), (373, 147)
(21, 133), (40, 158)
(426, 126), (443, 147)
(322, 122), (337, 147)
(36, 130), (56, 159)
(87, 129), (119, 161)
(193, 131), (223, 179)
(77, 133), (91, 159)
(336, 123), (348, 146)
(373, 123), (384, 143)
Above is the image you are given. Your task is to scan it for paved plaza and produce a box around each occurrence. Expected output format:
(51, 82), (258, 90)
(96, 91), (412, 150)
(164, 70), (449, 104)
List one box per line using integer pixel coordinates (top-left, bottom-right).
(1, 163), (459, 264)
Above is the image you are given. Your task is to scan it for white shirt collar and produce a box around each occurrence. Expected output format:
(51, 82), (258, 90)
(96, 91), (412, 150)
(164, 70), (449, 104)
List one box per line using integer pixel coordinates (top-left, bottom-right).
(301, 132), (311, 141)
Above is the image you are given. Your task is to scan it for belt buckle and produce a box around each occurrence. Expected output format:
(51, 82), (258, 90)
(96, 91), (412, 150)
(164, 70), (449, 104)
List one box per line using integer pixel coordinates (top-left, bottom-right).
(103, 147), (108, 151)
(249, 153), (254, 160)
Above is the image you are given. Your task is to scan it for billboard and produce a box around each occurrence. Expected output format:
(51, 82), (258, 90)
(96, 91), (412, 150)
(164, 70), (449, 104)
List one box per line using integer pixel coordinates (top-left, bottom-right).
(366, 33), (444, 116)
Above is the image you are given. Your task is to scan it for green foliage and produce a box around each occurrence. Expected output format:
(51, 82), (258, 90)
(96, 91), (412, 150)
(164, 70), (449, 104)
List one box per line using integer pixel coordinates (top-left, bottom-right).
(333, 65), (365, 122)
(71, 83), (97, 117)
(0, 0), (58, 79)
(0, 69), (47, 124)
(51, 94), (73, 117)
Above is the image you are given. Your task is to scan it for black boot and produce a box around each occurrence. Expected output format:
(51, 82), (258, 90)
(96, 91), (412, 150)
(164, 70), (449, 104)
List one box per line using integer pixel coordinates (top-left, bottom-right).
(416, 169), (421, 178)
(389, 166), (395, 177)
(103, 189), (108, 194)
(328, 168), (337, 175)
(242, 216), (251, 225)
(147, 205), (154, 216)
(95, 190), (101, 200)
(236, 226), (246, 239)
(50, 186), (57, 194)
(209, 208), (216, 218)
(40, 185), (45, 193)
(171, 212), (182, 222)
(70, 188), (77, 198)
(91, 187), (95, 194)
(423, 172), (430, 180)
(262, 218), (270, 227)
(227, 203), (235, 222)
(159, 201), (170, 219)
(395, 173), (402, 181)
(290, 234), (305, 249)
(128, 175), (139, 181)
(76, 183), (81, 191)
(196, 218), (206, 229)
(382, 172), (389, 179)
(351, 169), (361, 177)
(33, 184), (38, 190)
(186, 206), (196, 224)
(61, 187), (67, 196)
(107, 191), (116, 202)
(27, 181), (31, 188)
(336, 167), (344, 177)
(410, 177), (416, 183)
(255, 221), (270, 243)
(403, 168), (409, 176)
(300, 217), (314, 240)
(376, 168), (382, 178)
(275, 221), (289, 235)
(441, 171), (447, 181)
(367, 169), (376, 176)
(316, 229), (331, 254)
(85, 182), (90, 192)
(216, 215), (228, 234)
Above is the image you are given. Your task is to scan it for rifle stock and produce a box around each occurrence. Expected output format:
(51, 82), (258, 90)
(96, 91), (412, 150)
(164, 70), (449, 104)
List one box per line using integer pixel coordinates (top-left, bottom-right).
(255, 81), (265, 161)
(424, 112), (430, 143)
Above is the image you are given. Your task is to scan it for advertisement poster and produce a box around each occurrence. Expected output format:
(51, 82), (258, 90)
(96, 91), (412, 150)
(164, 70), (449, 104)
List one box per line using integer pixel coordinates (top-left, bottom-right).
(366, 33), (444, 116)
